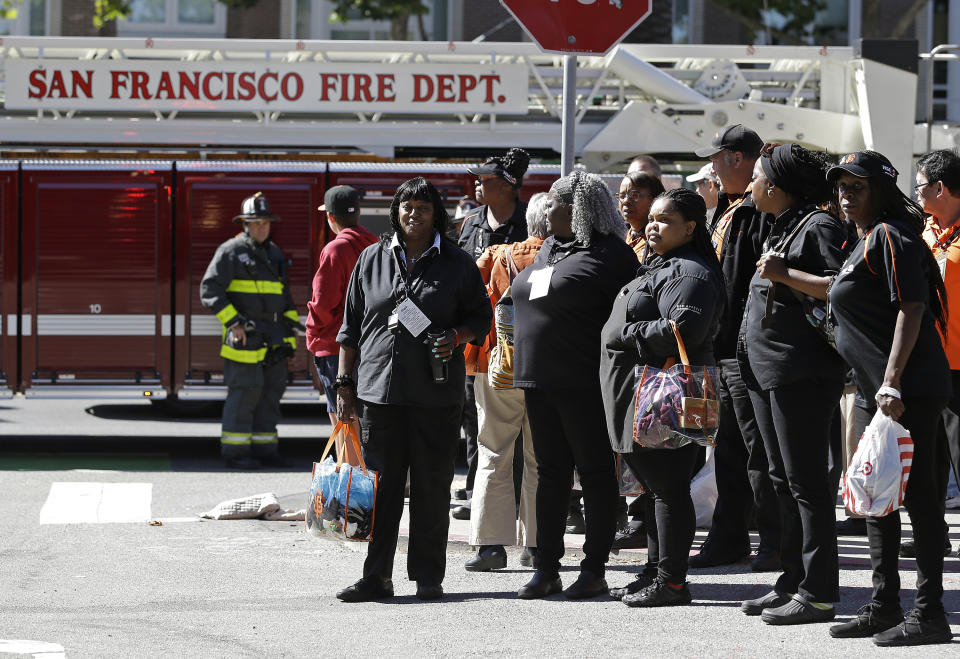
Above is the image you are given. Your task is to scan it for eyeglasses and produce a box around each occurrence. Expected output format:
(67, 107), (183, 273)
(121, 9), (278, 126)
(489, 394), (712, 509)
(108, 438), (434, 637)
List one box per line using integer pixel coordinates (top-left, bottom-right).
(914, 180), (939, 194)
(616, 190), (652, 203)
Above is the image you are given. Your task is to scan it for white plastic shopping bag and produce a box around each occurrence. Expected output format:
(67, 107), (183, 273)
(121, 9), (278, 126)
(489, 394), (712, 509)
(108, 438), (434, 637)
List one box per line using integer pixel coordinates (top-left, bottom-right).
(842, 409), (913, 517)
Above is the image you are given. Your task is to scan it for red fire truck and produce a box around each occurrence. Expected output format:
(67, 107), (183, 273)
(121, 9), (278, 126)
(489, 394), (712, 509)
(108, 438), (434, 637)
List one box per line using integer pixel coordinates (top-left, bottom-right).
(2, 159), (559, 402)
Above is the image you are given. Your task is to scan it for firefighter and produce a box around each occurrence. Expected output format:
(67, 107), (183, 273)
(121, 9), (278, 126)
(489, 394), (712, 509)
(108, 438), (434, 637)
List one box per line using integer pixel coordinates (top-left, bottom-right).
(200, 192), (301, 469)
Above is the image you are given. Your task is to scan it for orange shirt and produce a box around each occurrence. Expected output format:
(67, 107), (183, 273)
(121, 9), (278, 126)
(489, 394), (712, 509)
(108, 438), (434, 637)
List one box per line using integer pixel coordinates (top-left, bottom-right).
(711, 196), (745, 259)
(923, 217), (960, 368)
(625, 228), (646, 262)
(464, 236), (545, 374)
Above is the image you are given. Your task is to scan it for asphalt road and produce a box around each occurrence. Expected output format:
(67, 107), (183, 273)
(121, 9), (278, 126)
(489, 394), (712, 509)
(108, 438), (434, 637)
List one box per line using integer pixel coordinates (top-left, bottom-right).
(1, 397), (958, 657)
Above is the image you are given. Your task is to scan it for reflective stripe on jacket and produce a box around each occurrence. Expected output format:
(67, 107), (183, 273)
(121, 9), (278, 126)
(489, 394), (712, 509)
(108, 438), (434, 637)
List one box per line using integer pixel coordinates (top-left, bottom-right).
(199, 232), (298, 363)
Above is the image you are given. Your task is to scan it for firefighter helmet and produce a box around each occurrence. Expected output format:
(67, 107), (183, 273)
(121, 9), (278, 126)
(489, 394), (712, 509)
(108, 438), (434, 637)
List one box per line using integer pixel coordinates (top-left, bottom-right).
(232, 192), (280, 223)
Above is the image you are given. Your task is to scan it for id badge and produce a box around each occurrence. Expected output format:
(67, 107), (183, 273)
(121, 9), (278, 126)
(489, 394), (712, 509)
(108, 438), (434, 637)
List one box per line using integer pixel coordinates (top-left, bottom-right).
(528, 266), (553, 300)
(396, 298), (431, 338)
(937, 254), (948, 280)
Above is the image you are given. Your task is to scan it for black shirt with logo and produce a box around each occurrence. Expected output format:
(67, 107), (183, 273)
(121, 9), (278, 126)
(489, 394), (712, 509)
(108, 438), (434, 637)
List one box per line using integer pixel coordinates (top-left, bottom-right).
(829, 218), (951, 403)
(457, 201), (528, 259)
(337, 235), (492, 407)
(745, 206), (849, 389)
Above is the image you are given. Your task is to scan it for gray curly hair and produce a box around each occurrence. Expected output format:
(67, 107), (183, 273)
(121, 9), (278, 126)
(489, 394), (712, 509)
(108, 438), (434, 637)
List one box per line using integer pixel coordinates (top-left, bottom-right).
(550, 170), (627, 245)
(525, 192), (549, 238)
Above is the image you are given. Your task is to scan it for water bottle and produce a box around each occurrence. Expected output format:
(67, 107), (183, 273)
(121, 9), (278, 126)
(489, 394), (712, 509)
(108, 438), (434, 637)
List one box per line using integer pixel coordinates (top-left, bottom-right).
(426, 330), (449, 384)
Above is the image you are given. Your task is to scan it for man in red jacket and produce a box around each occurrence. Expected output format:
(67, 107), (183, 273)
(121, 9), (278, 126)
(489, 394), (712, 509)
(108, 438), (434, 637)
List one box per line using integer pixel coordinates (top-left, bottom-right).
(306, 185), (378, 425)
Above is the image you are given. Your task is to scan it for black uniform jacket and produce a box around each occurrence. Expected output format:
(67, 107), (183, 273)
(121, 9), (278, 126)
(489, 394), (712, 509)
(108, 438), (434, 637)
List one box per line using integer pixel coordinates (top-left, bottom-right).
(200, 232), (298, 363)
(338, 234), (492, 407)
(712, 192), (772, 360)
(512, 231), (637, 390)
(600, 243), (726, 452)
(457, 201), (528, 259)
(744, 206), (849, 390)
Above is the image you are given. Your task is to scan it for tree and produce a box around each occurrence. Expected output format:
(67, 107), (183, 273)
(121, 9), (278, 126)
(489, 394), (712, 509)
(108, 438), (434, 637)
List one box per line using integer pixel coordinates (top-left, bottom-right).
(67, 0), (428, 38)
(711, 0), (827, 45)
(713, 0), (932, 45)
(327, 1), (430, 41)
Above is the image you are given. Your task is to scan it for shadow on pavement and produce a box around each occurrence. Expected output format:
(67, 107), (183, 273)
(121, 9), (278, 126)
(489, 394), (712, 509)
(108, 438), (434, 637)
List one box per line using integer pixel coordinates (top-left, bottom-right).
(84, 401), (327, 422)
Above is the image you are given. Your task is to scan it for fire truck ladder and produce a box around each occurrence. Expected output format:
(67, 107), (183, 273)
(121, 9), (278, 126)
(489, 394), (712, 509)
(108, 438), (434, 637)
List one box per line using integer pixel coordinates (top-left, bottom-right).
(0, 37), (912, 175)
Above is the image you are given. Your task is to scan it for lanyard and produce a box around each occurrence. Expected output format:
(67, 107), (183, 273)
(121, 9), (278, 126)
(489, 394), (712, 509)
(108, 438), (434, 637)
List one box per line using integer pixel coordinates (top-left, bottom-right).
(391, 242), (436, 304)
(544, 239), (579, 266)
(932, 222), (960, 254)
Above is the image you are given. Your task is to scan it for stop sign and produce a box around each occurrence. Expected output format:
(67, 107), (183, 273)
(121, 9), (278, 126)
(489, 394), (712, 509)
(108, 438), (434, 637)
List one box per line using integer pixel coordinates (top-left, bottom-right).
(500, 0), (653, 56)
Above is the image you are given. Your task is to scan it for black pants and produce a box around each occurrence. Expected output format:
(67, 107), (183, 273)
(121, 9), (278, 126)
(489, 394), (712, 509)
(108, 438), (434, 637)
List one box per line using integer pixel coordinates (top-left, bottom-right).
(940, 370), (960, 486)
(358, 400), (461, 585)
(750, 378), (843, 602)
(706, 359), (780, 553)
(220, 353), (287, 458)
(855, 398), (950, 617)
(625, 444), (700, 584)
(463, 375), (479, 491)
(524, 386), (618, 577)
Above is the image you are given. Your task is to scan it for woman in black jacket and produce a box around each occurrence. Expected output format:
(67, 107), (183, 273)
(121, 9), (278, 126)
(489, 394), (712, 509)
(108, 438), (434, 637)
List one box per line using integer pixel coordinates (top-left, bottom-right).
(600, 188), (726, 607)
(334, 177), (492, 603)
(511, 170), (638, 600)
(738, 144), (850, 625)
(826, 151), (952, 647)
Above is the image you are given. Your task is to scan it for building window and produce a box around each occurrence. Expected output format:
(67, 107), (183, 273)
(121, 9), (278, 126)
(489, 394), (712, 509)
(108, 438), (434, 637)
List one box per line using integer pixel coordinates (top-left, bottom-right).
(0, 0), (48, 35)
(673, 0), (690, 44)
(119, 0), (226, 36)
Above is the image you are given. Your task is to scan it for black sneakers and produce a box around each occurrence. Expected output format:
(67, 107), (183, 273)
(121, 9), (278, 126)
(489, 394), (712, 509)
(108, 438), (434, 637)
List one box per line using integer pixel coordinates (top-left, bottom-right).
(464, 545), (507, 572)
(336, 576), (394, 602)
(761, 594), (835, 625)
(518, 570), (562, 599)
(611, 525), (647, 551)
(563, 571), (608, 600)
(415, 582), (444, 601)
(829, 602), (903, 638)
(741, 589), (791, 616)
(609, 570), (655, 601)
(622, 577), (692, 607)
(688, 540), (749, 568)
(872, 609), (953, 647)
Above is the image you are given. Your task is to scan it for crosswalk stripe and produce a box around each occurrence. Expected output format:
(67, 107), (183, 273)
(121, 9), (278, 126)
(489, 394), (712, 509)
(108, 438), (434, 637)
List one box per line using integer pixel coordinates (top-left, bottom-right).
(0, 639), (66, 658)
(39, 482), (152, 525)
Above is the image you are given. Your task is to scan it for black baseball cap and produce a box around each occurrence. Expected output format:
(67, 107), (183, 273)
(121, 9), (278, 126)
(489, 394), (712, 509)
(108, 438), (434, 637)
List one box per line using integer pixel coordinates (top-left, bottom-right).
(826, 151), (899, 183)
(319, 185), (361, 216)
(467, 147), (530, 187)
(232, 192), (279, 223)
(695, 124), (764, 158)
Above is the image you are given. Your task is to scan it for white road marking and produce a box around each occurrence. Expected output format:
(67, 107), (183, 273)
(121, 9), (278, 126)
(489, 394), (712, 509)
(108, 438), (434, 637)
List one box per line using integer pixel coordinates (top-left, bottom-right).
(0, 639), (66, 658)
(39, 483), (152, 524)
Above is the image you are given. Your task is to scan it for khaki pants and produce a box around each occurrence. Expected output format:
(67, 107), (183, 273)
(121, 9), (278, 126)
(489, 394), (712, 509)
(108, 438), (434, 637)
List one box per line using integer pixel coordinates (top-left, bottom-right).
(470, 377), (538, 547)
(839, 384), (865, 519)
